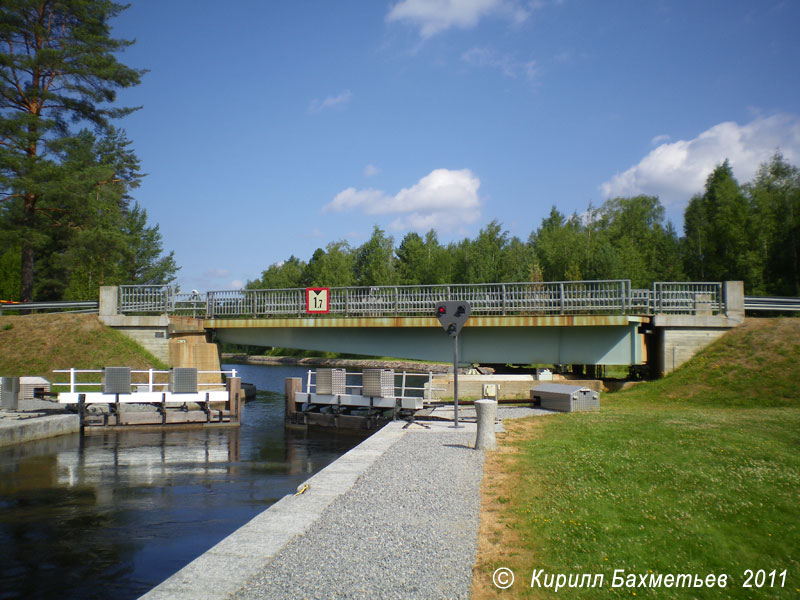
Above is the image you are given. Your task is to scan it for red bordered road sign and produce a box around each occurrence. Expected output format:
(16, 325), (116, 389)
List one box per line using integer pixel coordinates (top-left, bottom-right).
(305, 288), (330, 313)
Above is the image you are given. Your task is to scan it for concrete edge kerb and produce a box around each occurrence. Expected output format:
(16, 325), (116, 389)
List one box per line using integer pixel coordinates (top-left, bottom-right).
(0, 414), (79, 447)
(138, 421), (409, 600)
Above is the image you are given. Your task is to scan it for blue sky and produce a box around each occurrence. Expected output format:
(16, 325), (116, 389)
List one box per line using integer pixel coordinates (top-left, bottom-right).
(111, 1), (800, 292)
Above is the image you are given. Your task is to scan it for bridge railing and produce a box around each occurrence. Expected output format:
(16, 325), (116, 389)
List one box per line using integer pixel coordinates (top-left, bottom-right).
(202, 279), (636, 318)
(119, 285), (173, 314)
(651, 282), (723, 315)
(116, 280), (728, 318)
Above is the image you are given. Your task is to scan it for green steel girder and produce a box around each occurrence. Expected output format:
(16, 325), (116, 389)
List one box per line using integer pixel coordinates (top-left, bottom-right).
(210, 316), (645, 365)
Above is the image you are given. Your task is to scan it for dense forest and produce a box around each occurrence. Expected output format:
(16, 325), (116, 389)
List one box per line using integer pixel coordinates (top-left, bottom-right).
(249, 155), (800, 297)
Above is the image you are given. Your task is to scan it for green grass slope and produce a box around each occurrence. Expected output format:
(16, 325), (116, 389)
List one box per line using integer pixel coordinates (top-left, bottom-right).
(480, 318), (799, 599)
(626, 317), (800, 408)
(0, 313), (167, 380)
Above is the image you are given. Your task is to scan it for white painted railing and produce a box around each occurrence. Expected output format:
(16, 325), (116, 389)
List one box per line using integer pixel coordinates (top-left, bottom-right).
(52, 368), (237, 394)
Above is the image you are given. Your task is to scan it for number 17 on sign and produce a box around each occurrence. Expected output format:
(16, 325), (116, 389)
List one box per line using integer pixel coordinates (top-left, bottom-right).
(306, 288), (330, 313)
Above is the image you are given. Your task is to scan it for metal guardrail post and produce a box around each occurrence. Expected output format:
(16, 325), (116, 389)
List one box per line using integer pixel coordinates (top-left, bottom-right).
(621, 280), (626, 313)
(559, 283), (565, 315)
(501, 284), (507, 316)
(652, 282), (658, 314)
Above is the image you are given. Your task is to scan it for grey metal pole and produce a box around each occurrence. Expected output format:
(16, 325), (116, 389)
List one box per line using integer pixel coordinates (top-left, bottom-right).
(453, 334), (461, 428)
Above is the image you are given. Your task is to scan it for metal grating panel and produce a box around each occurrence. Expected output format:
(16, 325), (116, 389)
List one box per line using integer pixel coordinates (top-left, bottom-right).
(102, 367), (131, 394)
(170, 368), (198, 393)
(1, 376), (20, 410)
(316, 368), (346, 395)
(362, 369), (394, 398)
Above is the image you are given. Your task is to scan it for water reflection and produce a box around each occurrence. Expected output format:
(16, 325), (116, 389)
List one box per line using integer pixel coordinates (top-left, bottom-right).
(0, 379), (364, 600)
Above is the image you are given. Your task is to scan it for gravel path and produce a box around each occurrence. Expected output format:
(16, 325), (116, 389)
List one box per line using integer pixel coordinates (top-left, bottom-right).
(232, 428), (484, 600)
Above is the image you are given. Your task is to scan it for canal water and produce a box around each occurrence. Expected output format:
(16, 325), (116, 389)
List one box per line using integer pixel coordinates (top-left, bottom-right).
(0, 364), (364, 600)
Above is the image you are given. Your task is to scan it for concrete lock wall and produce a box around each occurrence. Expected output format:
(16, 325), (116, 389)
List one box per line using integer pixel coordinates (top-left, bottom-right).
(430, 375), (537, 400)
(428, 374), (605, 400)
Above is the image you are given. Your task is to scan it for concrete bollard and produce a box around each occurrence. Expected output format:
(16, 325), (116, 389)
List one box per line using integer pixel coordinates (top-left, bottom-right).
(474, 399), (498, 451)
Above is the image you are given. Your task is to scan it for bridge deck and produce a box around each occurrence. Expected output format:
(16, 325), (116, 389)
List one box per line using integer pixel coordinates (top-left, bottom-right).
(205, 314), (647, 329)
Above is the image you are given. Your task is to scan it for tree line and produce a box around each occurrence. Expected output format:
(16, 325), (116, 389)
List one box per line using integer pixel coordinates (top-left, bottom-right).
(0, 0), (177, 302)
(249, 154), (800, 297)
(3, 3), (798, 303)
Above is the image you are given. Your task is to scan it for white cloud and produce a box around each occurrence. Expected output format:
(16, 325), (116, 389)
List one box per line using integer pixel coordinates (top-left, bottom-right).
(326, 188), (387, 212)
(600, 114), (800, 207)
(309, 90), (353, 114)
(364, 164), (381, 177)
(461, 46), (537, 80)
(323, 168), (482, 231)
(230, 279), (243, 289)
(386, 0), (529, 38)
(650, 134), (671, 145)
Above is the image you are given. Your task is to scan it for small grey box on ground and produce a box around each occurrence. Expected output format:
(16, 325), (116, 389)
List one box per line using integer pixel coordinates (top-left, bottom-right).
(170, 367), (198, 393)
(362, 368), (394, 398)
(532, 383), (599, 412)
(102, 367), (131, 394)
(316, 368), (346, 395)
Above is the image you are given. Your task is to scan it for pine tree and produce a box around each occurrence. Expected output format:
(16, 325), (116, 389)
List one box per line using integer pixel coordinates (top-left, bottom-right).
(0, 0), (144, 301)
(747, 153), (800, 295)
(683, 161), (758, 288)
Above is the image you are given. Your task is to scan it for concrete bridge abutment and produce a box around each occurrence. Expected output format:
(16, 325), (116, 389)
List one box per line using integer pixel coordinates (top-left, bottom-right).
(649, 281), (745, 376)
(98, 286), (222, 381)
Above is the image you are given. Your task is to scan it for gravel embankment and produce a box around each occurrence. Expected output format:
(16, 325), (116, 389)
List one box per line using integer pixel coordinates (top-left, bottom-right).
(232, 428), (484, 600)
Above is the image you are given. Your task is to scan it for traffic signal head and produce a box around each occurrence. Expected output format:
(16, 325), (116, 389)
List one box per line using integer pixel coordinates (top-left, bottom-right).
(435, 301), (471, 337)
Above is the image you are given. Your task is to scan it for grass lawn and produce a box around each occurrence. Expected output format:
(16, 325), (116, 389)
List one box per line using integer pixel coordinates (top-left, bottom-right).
(0, 313), (167, 383)
(473, 318), (799, 599)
